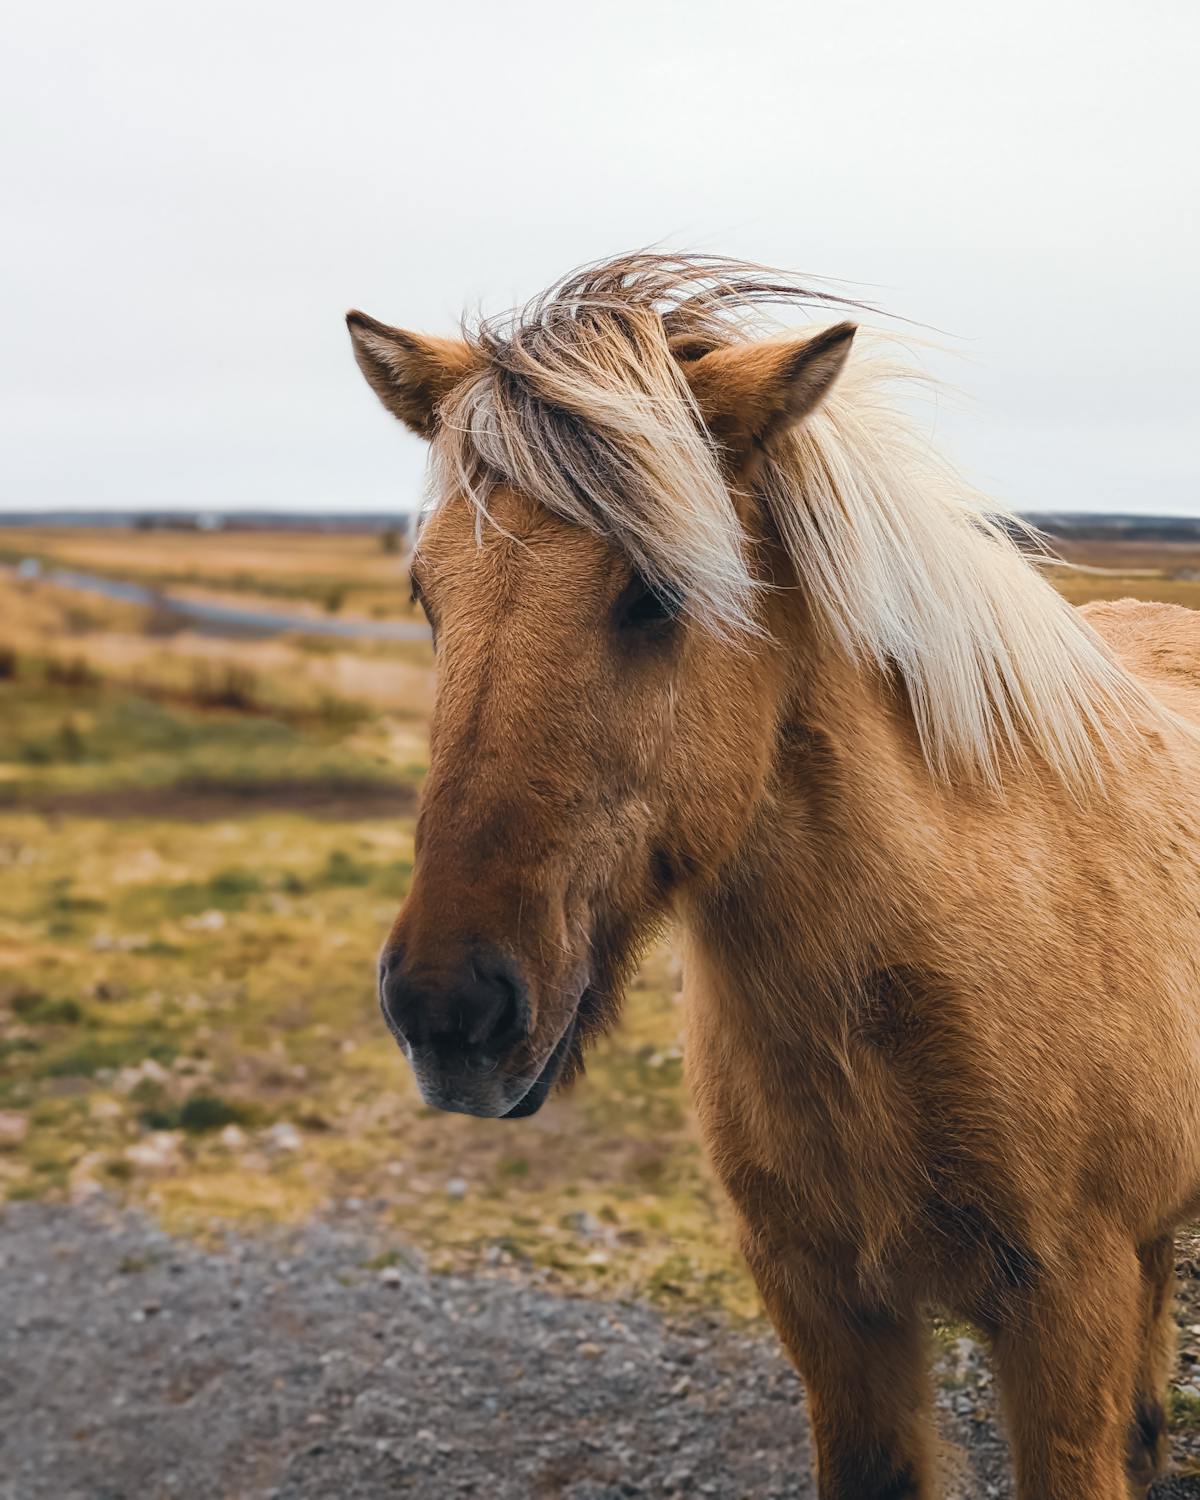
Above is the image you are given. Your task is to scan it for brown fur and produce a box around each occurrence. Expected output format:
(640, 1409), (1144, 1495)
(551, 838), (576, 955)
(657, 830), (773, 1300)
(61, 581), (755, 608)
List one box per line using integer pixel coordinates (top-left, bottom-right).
(348, 258), (1200, 1498)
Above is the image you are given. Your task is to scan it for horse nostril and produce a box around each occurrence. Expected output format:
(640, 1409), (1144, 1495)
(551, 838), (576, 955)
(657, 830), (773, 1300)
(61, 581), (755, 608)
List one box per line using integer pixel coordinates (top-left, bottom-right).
(462, 955), (528, 1054)
(378, 948), (530, 1062)
(379, 946), (401, 985)
(379, 974), (408, 1046)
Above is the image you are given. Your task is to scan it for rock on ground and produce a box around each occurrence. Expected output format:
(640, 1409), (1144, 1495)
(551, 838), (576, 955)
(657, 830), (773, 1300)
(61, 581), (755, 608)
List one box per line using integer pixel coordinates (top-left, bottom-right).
(0, 1200), (1197, 1499)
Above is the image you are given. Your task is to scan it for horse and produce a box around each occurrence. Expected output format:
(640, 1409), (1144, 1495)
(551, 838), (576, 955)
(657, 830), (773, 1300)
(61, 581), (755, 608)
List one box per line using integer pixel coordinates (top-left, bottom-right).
(346, 253), (1200, 1499)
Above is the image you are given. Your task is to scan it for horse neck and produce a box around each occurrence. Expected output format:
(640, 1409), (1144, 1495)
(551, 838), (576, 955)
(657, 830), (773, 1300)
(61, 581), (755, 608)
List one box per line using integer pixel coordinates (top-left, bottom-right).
(683, 624), (940, 1027)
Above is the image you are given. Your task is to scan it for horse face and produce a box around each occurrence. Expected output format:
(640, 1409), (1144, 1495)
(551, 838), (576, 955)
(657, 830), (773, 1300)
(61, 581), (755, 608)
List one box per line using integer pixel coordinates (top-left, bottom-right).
(346, 296), (852, 1116)
(377, 488), (776, 1117)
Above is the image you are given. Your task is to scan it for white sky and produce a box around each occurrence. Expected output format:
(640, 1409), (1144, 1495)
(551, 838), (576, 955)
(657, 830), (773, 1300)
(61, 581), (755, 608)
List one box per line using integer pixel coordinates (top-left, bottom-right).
(3, 0), (1198, 516)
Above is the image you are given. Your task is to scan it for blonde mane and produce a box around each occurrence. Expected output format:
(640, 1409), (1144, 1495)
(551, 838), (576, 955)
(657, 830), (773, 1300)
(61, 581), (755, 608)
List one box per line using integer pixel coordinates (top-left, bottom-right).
(427, 252), (1159, 787)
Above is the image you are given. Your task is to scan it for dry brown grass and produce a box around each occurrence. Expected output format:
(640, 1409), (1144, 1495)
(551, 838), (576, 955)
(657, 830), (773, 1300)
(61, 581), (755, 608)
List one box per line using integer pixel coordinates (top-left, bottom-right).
(0, 574), (434, 722)
(0, 526), (418, 619)
(7, 527), (1200, 717)
(1048, 536), (1200, 574)
(1036, 537), (1200, 611)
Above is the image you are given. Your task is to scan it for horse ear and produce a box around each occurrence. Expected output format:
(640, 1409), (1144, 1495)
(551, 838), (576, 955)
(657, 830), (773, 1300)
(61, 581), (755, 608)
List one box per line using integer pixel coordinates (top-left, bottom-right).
(346, 312), (479, 439)
(681, 322), (856, 464)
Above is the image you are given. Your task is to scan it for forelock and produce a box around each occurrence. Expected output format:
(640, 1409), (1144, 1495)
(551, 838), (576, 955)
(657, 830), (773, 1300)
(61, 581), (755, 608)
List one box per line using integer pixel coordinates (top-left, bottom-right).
(426, 253), (859, 634)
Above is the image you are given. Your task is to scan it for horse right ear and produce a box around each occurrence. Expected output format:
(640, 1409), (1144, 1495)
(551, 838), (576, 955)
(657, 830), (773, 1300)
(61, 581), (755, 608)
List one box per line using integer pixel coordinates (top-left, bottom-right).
(679, 323), (856, 473)
(346, 312), (479, 439)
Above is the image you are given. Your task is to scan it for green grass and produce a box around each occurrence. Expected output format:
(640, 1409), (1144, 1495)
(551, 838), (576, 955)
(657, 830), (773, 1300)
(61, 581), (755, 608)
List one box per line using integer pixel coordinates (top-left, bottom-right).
(139, 1093), (251, 1134)
(0, 680), (416, 803)
(11, 992), (86, 1025)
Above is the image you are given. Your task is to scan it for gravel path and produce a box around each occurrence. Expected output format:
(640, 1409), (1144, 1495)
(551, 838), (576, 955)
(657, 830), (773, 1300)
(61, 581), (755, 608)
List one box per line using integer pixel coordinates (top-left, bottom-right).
(1, 1200), (1198, 1500)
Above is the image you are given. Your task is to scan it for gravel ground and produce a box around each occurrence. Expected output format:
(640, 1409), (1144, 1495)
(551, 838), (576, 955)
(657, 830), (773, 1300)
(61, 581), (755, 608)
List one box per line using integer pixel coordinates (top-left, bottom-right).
(1, 1201), (1198, 1500)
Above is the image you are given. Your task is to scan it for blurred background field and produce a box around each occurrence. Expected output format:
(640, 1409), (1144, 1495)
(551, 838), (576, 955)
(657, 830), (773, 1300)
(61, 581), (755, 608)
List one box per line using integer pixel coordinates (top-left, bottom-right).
(3, 519), (1200, 1320)
(0, 524), (743, 1315)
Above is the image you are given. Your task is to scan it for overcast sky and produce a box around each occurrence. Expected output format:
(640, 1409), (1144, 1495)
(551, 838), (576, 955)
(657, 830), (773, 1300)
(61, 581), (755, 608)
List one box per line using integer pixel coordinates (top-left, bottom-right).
(3, 0), (1197, 517)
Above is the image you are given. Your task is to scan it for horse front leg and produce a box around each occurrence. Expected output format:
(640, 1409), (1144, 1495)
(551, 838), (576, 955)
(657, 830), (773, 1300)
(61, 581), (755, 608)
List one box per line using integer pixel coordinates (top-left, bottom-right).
(742, 1239), (936, 1499)
(1126, 1234), (1176, 1494)
(992, 1224), (1142, 1500)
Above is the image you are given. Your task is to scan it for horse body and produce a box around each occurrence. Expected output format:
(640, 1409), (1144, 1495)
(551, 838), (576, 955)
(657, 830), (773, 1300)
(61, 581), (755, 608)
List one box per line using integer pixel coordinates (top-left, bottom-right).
(685, 595), (1200, 1494)
(347, 254), (1200, 1497)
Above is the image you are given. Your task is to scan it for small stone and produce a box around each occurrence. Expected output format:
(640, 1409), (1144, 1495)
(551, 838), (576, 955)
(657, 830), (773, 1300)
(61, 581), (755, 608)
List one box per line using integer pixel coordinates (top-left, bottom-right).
(125, 1132), (183, 1170)
(445, 1177), (468, 1200)
(184, 909), (226, 932)
(561, 1210), (605, 1240)
(576, 1341), (603, 1359)
(92, 932), (150, 951)
(379, 1265), (403, 1286)
(68, 1174), (104, 1204)
(264, 1122), (302, 1153)
(114, 1058), (171, 1094)
(0, 1112), (29, 1148)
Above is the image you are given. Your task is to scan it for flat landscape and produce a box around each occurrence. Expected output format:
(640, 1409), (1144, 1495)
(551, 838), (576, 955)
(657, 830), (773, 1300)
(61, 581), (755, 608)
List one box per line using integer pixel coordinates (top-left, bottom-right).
(4, 523), (1200, 1497)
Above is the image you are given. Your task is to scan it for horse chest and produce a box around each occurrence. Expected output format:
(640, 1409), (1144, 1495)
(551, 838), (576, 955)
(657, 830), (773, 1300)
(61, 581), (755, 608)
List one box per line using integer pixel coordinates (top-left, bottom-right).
(690, 1002), (928, 1267)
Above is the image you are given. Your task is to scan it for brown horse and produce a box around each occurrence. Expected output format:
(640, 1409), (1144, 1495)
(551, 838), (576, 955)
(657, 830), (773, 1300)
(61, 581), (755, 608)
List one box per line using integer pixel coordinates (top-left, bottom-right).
(347, 254), (1200, 1499)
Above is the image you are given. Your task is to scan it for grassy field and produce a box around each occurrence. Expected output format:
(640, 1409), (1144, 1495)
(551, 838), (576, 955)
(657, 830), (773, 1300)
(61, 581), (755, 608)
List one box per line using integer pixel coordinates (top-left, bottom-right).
(0, 524), (419, 620)
(2, 526), (1199, 1319)
(1044, 536), (1200, 610)
(0, 541), (743, 1314)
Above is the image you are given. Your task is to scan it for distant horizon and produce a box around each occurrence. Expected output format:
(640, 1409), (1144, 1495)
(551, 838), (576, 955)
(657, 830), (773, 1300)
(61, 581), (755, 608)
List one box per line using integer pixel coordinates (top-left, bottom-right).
(4, 503), (1200, 527)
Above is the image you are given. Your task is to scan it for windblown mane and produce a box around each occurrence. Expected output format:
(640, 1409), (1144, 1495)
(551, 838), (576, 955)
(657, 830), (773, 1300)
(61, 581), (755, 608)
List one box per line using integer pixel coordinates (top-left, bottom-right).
(428, 252), (1158, 787)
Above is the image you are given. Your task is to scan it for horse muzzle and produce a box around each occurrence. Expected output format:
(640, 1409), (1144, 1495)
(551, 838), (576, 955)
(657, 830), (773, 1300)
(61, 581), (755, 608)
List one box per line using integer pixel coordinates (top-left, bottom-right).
(378, 942), (582, 1118)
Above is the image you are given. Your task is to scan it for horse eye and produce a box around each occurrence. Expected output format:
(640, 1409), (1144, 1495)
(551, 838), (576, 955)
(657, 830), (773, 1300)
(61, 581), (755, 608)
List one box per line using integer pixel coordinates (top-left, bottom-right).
(409, 573), (437, 645)
(614, 575), (682, 637)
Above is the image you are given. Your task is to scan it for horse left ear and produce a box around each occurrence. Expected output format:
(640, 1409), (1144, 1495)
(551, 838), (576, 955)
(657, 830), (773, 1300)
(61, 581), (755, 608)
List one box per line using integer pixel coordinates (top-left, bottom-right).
(680, 322), (856, 465)
(346, 312), (479, 439)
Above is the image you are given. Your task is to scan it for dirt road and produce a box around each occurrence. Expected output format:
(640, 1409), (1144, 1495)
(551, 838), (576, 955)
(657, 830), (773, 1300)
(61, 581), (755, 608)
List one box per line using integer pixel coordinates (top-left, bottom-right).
(2, 1200), (1199, 1499)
